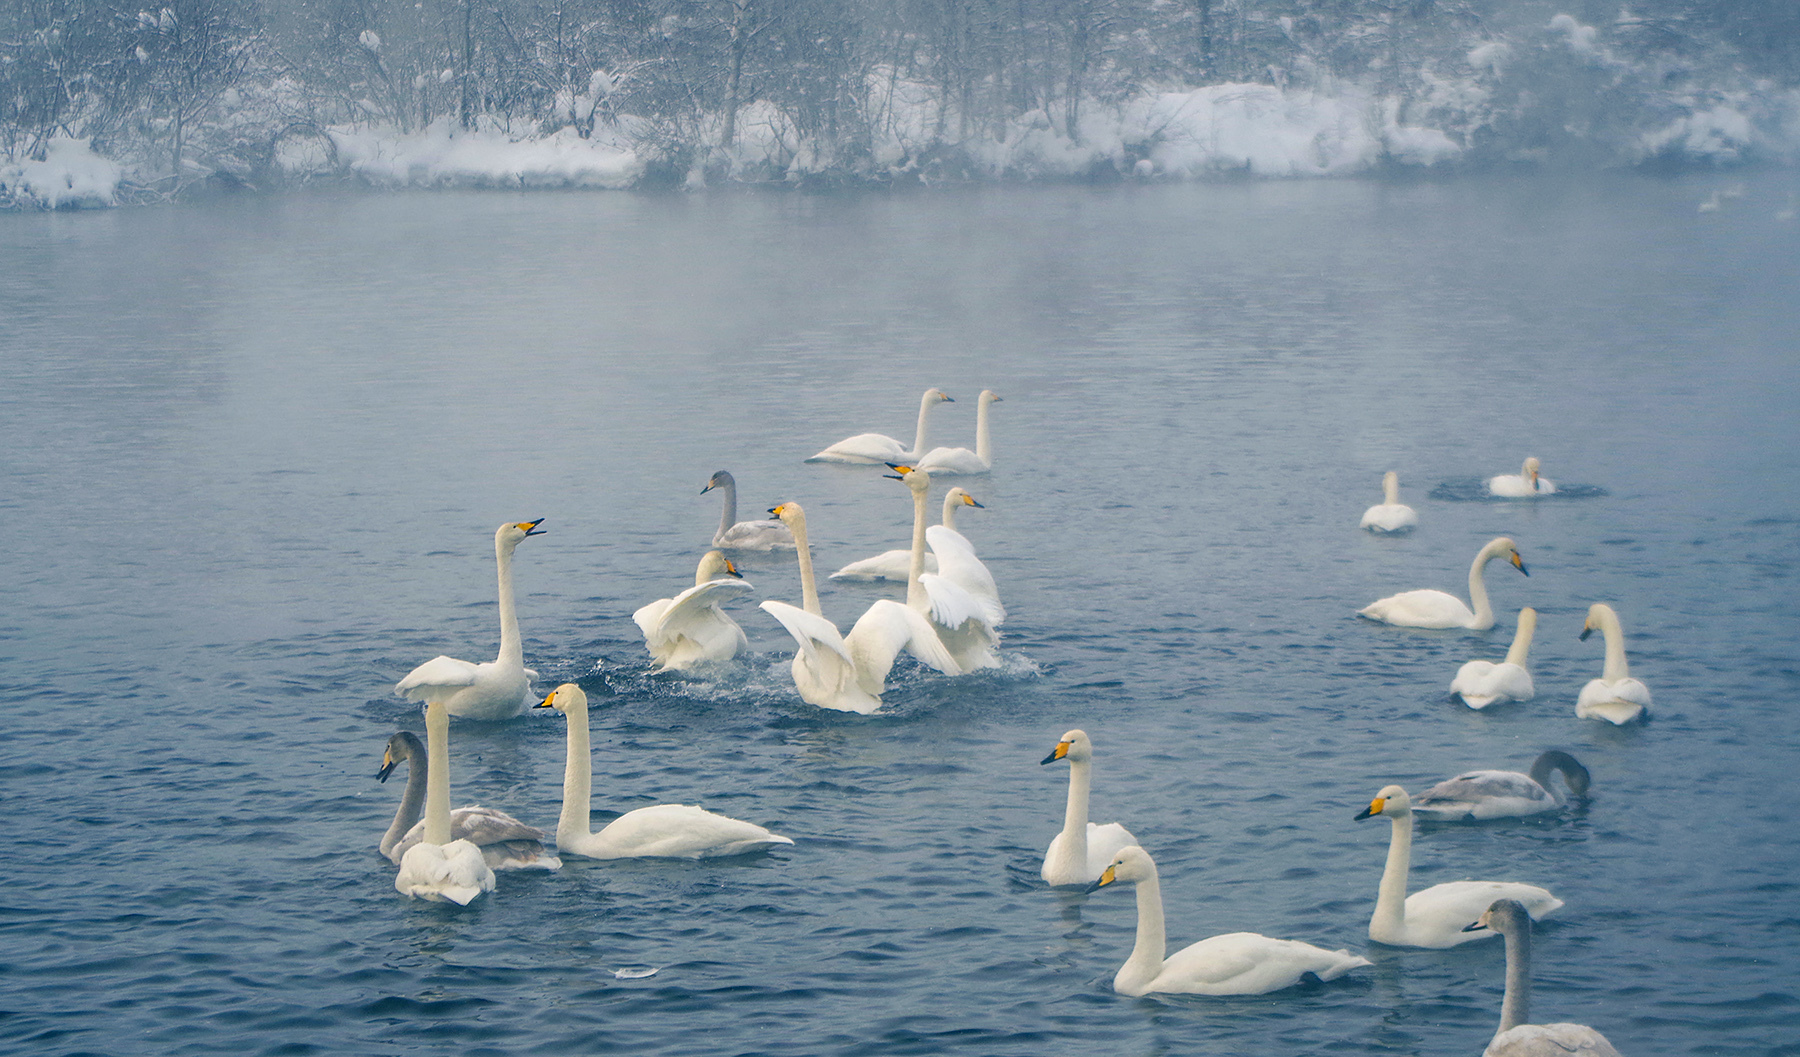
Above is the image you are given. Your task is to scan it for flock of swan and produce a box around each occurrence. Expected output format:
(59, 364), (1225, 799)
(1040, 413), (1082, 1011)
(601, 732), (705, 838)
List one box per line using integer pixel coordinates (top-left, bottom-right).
(375, 390), (1634, 1053)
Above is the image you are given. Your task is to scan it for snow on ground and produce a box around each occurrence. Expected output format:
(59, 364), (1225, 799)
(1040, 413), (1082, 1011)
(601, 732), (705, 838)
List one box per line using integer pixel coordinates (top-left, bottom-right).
(326, 119), (643, 189)
(0, 136), (123, 209)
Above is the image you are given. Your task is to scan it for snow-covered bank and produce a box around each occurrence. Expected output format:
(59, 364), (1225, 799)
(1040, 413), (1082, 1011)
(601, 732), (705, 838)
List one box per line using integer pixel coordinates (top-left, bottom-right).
(0, 136), (122, 209)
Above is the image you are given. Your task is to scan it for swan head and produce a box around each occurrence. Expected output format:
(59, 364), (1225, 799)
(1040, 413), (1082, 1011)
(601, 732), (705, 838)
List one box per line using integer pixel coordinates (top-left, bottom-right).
(1579, 602), (1616, 641)
(1355, 784), (1412, 821)
(1523, 457), (1541, 487)
(495, 519), (546, 551)
(924, 388), (953, 405)
(768, 501), (805, 527)
(1040, 729), (1093, 766)
(696, 549), (742, 583)
(377, 730), (424, 782)
(1485, 537), (1529, 577)
(884, 463), (932, 492)
(701, 470), (734, 495)
(946, 487), (983, 509)
(1086, 845), (1155, 892)
(979, 390), (1002, 405)
(1463, 898), (1531, 936)
(535, 683), (587, 715)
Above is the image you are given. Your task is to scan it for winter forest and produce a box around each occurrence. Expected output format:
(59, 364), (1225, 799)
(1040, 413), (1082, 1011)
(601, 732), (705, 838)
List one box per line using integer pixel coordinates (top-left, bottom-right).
(3, 0), (1799, 206)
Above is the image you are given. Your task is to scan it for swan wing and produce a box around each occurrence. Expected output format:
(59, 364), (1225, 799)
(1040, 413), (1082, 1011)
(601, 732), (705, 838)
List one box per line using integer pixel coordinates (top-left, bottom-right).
(1360, 503), (1418, 532)
(716, 519), (795, 550)
(1359, 589), (1476, 629)
(394, 807), (559, 869)
(593, 804), (794, 859)
(926, 526), (1004, 622)
(1486, 1024), (1622, 1057)
(394, 655), (481, 698)
(760, 599), (854, 665)
(915, 445), (988, 475)
(658, 579), (754, 637)
(760, 600), (868, 710)
(1083, 822), (1140, 879)
(1403, 881), (1562, 946)
(1451, 661), (1535, 708)
(919, 572), (1003, 632)
(394, 839), (496, 905)
(1577, 678), (1651, 723)
(806, 432), (909, 464)
(1413, 770), (1555, 820)
(829, 549), (934, 582)
(845, 599), (962, 694)
(1156, 933), (1371, 995)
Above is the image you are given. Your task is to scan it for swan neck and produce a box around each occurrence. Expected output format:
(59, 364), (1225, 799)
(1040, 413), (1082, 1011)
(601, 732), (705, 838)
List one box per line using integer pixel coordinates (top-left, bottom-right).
(422, 702), (453, 845)
(1383, 473), (1400, 505)
(974, 396), (993, 462)
(496, 535), (523, 668)
(1498, 923), (1532, 1034)
(1119, 867), (1168, 992)
(557, 700), (593, 845)
(716, 477), (737, 540)
(905, 484), (930, 609)
(1060, 757), (1092, 851)
(909, 392), (934, 458)
(1373, 812), (1413, 937)
(940, 492), (959, 532)
(381, 749), (428, 858)
(1505, 611), (1537, 666)
(1467, 545), (1498, 629)
(1600, 612), (1630, 680)
(789, 514), (822, 616)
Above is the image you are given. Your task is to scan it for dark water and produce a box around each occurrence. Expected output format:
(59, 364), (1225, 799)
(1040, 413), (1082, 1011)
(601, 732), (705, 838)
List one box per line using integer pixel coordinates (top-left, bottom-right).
(2, 174), (1797, 1057)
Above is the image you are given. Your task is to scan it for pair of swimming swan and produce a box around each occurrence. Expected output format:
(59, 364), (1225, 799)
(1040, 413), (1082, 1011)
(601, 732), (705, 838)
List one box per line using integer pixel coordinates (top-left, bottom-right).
(1412, 751), (1590, 821)
(1361, 471), (1419, 533)
(379, 730), (562, 871)
(805, 388), (1002, 474)
(1489, 457), (1557, 497)
(1467, 900), (1624, 1056)
(1360, 537), (1529, 630)
(830, 487), (984, 582)
(632, 550), (753, 671)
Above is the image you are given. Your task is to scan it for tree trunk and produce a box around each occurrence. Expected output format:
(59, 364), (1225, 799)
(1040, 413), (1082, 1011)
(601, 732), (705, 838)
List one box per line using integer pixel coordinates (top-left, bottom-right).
(459, 0), (474, 130)
(721, 0), (748, 149)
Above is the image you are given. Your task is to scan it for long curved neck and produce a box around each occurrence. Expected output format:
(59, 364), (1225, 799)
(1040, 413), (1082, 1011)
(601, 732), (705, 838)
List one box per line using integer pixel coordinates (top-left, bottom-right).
(496, 537), (522, 667)
(1467, 545), (1499, 629)
(1060, 757), (1091, 853)
(716, 478), (738, 540)
(974, 397), (994, 462)
(1373, 812), (1413, 936)
(940, 493), (959, 531)
(1383, 473), (1400, 505)
(909, 393), (935, 457)
(905, 484), (930, 609)
(1505, 610), (1537, 666)
(790, 514), (821, 616)
(557, 701), (593, 845)
(423, 702), (452, 845)
(1497, 923), (1532, 1034)
(1599, 612), (1630, 680)
(382, 752), (428, 858)
(1119, 868), (1169, 992)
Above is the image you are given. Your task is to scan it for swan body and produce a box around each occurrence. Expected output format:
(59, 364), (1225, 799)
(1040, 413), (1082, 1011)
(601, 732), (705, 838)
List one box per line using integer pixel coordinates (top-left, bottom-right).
(702, 470), (794, 550)
(889, 466), (1003, 670)
(1412, 751), (1590, 822)
(631, 550), (753, 671)
(1359, 536), (1528, 631)
(1039, 730), (1138, 886)
(1089, 846), (1371, 996)
(830, 487), (982, 582)
(1361, 471), (1419, 533)
(378, 730), (561, 870)
(1355, 786), (1562, 948)
(914, 389), (1001, 476)
(394, 521), (544, 720)
(388, 693), (496, 902)
(1489, 457), (1557, 497)
(1577, 603), (1651, 724)
(760, 503), (960, 713)
(1466, 900), (1624, 1057)
(538, 684), (794, 858)
(806, 388), (952, 464)
(1451, 607), (1538, 708)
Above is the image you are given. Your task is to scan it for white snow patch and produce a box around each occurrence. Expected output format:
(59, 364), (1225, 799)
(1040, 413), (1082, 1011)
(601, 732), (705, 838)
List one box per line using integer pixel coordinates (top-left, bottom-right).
(1640, 103), (1758, 162)
(0, 136), (123, 208)
(325, 119), (642, 188)
(1126, 84), (1387, 177)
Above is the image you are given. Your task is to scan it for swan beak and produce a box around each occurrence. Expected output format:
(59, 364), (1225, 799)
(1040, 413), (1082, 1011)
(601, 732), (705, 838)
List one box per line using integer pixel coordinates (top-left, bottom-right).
(376, 753), (399, 782)
(1579, 626), (1595, 641)
(724, 559), (743, 579)
(1086, 865), (1117, 893)
(965, 495), (984, 508)
(518, 519), (546, 536)
(1040, 741), (1071, 765)
(1510, 552), (1529, 576)
(1355, 797), (1386, 820)
(534, 691), (556, 709)
(1461, 920), (1489, 933)
(886, 463), (914, 475)
(768, 504), (785, 518)
(700, 483), (715, 495)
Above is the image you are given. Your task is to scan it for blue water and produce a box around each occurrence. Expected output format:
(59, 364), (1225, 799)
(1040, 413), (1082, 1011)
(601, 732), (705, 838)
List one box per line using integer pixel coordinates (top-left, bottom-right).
(2, 174), (1797, 1057)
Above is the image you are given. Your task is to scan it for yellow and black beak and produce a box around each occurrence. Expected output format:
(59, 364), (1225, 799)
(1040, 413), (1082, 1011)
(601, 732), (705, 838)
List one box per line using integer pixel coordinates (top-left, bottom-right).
(965, 495), (984, 508)
(1579, 625), (1595, 641)
(1040, 740), (1071, 765)
(1085, 864), (1117, 893)
(768, 504), (786, 518)
(518, 518), (546, 537)
(1355, 797), (1386, 820)
(534, 691), (556, 709)
(1510, 552), (1529, 576)
(376, 751), (399, 782)
(724, 558), (743, 579)
(884, 463), (914, 481)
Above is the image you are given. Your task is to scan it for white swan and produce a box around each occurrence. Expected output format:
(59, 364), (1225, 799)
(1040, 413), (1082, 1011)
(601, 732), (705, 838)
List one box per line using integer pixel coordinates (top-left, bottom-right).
(1412, 751), (1590, 822)
(891, 465), (1003, 670)
(1489, 457), (1557, 497)
(1465, 899), (1624, 1056)
(377, 731), (561, 870)
(915, 389), (1001, 476)
(1355, 786), (1562, 948)
(1359, 536), (1529, 630)
(394, 520), (543, 720)
(631, 550), (753, 671)
(758, 502), (960, 713)
(1577, 603), (1651, 724)
(805, 388), (952, 464)
(537, 684), (794, 858)
(1088, 846), (1371, 996)
(1040, 729), (1138, 886)
(702, 470), (794, 550)
(390, 696), (495, 904)
(1451, 607), (1538, 708)
(1361, 471), (1419, 533)
(830, 487), (983, 582)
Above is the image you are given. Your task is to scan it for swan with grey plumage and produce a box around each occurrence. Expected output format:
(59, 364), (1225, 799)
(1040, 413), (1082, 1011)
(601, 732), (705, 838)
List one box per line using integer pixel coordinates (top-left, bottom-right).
(1412, 751), (1590, 822)
(1464, 900), (1623, 1056)
(631, 549), (753, 671)
(805, 388), (952, 464)
(1577, 603), (1651, 724)
(1451, 607), (1538, 708)
(389, 694), (494, 903)
(702, 470), (793, 550)
(377, 730), (560, 870)
(1359, 537), (1529, 630)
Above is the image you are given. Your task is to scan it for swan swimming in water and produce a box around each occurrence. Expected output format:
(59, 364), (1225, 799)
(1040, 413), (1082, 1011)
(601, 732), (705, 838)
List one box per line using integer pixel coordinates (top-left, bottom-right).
(830, 487), (984, 582)
(701, 470), (793, 550)
(1039, 729), (1138, 886)
(758, 502), (960, 713)
(1355, 786), (1562, 947)
(890, 465), (1003, 670)
(389, 695), (495, 903)
(394, 520), (544, 721)
(1464, 899), (1624, 1056)
(377, 731), (561, 870)
(1451, 607), (1538, 708)
(1577, 603), (1652, 724)
(806, 388), (952, 464)
(1488, 457), (1557, 497)
(537, 684), (794, 858)
(631, 550), (753, 671)
(1359, 537), (1529, 631)
(1361, 471), (1419, 533)
(1088, 846), (1371, 996)
(1412, 751), (1590, 822)
(914, 389), (1001, 476)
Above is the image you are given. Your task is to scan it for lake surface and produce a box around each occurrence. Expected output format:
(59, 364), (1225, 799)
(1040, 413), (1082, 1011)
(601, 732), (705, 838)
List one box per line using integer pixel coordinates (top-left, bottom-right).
(2, 173), (1797, 1057)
